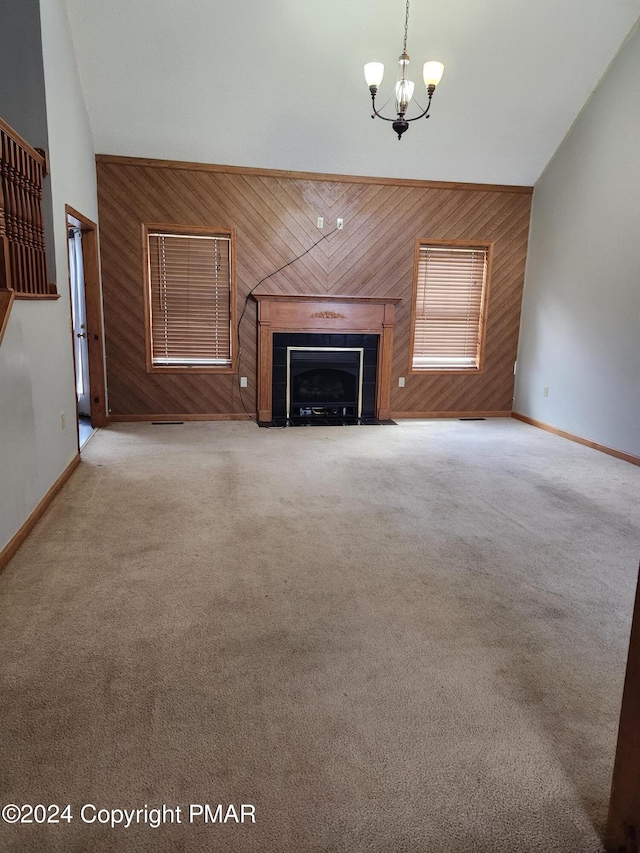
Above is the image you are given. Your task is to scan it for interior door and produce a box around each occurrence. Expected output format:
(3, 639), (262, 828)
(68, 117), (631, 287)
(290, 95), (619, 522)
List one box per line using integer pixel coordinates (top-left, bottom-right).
(68, 218), (91, 417)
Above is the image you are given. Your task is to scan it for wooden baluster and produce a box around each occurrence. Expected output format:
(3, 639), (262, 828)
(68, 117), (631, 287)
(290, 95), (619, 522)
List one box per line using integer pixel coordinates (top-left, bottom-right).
(8, 139), (20, 291)
(18, 145), (30, 293)
(28, 152), (43, 294)
(5, 139), (17, 291)
(1, 131), (11, 287)
(20, 144), (34, 294)
(0, 132), (11, 291)
(31, 152), (43, 294)
(31, 158), (42, 294)
(29, 155), (39, 293)
(19, 144), (31, 293)
(7, 136), (20, 292)
(21, 146), (31, 292)
(23, 146), (34, 294)
(37, 162), (47, 294)
(26, 147), (39, 294)
(9, 140), (25, 292)
(0, 131), (6, 288)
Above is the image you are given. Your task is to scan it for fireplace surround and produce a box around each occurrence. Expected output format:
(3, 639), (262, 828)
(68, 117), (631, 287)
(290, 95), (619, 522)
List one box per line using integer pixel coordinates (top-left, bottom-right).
(253, 294), (401, 424)
(271, 334), (379, 423)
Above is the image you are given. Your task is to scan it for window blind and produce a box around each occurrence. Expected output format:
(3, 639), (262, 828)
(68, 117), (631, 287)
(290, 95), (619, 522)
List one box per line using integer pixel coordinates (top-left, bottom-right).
(148, 232), (232, 367)
(412, 245), (488, 370)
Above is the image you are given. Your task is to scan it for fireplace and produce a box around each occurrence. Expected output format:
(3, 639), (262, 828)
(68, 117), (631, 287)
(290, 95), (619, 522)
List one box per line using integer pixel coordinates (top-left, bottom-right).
(253, 294), (401, 424)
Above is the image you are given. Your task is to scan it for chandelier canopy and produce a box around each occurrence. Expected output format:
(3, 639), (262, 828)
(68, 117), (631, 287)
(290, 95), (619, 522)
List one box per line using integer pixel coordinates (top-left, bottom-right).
(364, 0), (444, 140)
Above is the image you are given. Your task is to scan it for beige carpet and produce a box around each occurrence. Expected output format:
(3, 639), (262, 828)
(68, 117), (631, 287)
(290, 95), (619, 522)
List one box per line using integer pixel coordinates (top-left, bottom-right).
(1, 418), (639, 853)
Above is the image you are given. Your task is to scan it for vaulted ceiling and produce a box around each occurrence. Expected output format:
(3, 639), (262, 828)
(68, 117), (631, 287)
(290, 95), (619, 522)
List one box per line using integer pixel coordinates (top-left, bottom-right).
(64, 0), (640, 186)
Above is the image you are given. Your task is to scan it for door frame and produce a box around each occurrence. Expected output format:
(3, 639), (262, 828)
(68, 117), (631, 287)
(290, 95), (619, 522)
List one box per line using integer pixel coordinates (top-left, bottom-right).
(65, 205), (107, 428)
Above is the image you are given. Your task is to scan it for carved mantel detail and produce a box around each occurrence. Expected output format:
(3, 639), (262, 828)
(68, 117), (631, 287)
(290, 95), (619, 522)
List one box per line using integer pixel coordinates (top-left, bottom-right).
(252, 293), (401, 423)
(310, 310), (345, 319)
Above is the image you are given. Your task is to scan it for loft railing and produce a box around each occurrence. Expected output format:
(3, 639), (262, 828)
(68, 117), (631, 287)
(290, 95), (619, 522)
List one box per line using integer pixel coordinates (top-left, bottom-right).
(0, 117), (55, 345)
(0, 117), (52, 297)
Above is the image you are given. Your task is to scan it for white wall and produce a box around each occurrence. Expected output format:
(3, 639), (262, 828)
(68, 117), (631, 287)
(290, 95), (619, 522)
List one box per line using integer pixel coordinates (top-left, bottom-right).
(40, 0), (99, 227)
(0, 0), (49, 147)
(514, 25), (640, 458)
(0, 0), (99, 553)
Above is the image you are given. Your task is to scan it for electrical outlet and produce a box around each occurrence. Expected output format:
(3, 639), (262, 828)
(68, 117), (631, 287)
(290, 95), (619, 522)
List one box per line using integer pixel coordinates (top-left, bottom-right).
(543, 386), (549, 397)
(240, 376), (248, 388)
(337, 218), (344, 230)
(61, 412), (65, 430)
(398, 377), (405, 387)
(316, 217), (324, 229)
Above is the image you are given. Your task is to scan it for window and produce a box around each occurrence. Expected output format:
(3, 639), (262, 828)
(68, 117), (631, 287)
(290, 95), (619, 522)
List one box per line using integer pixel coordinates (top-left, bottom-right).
(410, 242), (490, 371)
(144, 225), (236, 372)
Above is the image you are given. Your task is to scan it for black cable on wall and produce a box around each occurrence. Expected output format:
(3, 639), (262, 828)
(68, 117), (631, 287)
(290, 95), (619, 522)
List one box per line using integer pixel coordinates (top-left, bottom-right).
(236, 227), (339, 423)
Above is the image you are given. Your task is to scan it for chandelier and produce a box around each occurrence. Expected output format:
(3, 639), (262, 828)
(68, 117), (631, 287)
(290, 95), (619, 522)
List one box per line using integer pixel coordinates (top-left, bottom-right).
(364, 0), (444, 140)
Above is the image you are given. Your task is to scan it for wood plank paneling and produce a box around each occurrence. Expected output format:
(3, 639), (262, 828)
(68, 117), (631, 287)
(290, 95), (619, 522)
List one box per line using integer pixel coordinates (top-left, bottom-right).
(96, 158), (532, 417)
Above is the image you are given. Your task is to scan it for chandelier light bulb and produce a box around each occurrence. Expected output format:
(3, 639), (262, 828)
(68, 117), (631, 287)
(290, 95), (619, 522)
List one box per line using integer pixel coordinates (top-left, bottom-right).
(364, 62), (385, 90)
(423, 60), (444, 89)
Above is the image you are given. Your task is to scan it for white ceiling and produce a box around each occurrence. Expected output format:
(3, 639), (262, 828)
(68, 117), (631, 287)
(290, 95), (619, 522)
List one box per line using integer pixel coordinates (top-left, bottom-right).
(64, 0), (640, 186)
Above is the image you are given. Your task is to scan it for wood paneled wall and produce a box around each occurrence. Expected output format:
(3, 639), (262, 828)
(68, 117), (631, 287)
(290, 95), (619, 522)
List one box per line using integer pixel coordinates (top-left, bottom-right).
(96, 156), (532, 418)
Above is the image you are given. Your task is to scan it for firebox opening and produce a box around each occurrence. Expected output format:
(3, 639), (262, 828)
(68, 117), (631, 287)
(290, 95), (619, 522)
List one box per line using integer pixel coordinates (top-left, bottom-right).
(287, 347), (364, 420)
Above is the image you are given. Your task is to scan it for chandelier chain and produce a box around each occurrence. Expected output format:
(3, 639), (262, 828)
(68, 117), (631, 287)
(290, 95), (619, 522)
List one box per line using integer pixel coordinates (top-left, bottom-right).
(403, 0), (410, 54)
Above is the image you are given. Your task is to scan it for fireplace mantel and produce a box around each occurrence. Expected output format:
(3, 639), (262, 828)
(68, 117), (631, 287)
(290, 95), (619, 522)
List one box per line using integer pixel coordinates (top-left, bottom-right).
(253, 293), (401, 423)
